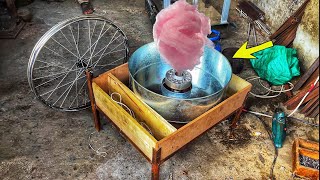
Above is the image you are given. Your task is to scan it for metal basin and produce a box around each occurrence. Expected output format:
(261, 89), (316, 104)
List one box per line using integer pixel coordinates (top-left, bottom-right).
(128, 42), (232, 123)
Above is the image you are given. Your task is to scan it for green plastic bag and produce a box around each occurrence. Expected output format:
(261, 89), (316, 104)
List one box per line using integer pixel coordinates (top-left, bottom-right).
(250, 45), (300, 85)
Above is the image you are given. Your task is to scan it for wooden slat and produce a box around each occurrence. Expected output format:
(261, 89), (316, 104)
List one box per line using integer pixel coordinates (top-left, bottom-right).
(299, 148), (319, 160)
(157, 76), (252, 161)
(302, 68), (319, 90)
(226, 74), (252, 96)
(305, 100), (319, 117)
(106, 74), (177, 140)
(284, 82), (319, 108)
(300, 96), (318, 114)
(92, 82), (157, 160)
(302, 87), (319, 103)
(293, 58), (319, 92)
(106, 63), (129, 84)
(93, 63), (130, 92)
(287, 87), (319, 110)
(298, 138), (319, 151)
(307, 105), (319, 118)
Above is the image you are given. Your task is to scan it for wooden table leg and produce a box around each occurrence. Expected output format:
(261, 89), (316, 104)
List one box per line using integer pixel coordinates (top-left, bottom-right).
(151, 148), (161, 180)
(86, 71), (101, 131)
(230, 106), (244, 130)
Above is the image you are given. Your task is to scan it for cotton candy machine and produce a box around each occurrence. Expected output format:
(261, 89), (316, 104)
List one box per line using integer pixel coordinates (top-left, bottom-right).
(129, 42), (232, 123)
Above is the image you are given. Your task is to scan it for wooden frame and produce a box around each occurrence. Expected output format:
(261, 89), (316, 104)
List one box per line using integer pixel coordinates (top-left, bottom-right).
(86, 63), (252, 179)
(292, 138), (319, 179)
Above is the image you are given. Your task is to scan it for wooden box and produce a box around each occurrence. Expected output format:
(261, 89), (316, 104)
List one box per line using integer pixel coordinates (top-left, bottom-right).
(87, 63), (252, 179)
(292, 138), (319, 179)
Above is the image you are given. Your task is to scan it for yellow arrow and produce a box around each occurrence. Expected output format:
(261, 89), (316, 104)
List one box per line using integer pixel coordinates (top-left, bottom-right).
(233, 41), (274, 59)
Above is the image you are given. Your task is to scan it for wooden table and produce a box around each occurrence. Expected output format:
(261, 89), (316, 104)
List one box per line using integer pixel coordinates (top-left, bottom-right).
(86, 63), (252, 180)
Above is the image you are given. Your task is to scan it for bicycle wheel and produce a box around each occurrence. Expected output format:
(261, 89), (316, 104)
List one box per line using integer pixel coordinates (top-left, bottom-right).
(27, 16), (129, 111)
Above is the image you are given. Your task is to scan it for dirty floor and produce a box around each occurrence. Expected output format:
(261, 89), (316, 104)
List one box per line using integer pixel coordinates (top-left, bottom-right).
(0, 0), (318, 179)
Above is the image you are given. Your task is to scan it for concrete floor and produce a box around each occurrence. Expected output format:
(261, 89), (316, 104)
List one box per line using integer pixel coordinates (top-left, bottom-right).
(0, 0), (318, 179)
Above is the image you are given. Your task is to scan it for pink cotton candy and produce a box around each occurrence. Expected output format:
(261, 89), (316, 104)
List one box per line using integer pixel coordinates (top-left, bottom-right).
(153, 0), (211, 72)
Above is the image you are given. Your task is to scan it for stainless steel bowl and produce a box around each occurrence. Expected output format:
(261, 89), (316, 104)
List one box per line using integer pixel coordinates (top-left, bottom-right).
(128, 42), (232, 123)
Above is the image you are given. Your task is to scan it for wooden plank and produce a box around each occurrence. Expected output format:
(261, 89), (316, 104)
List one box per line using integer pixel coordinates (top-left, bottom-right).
(308, 106), (319, 118)
(92, 82), (157, 160)
(299, 148), (319, 161)
(302, 68), (319, 90)
(293, 58), (319, 92)
(93, 63), (129, 92)
(287, 87), (319, 110)
(300, 96), (318, 114)
(107, 63), (129, 84)
(305, 100), (319, 117)
(157, 77), (252, 161)
(302, 87), (319, 104)
(309, 110), (319, 118)
(106, 74), (177, 140)
(284, 82), (319, 108)
(226, 74), (252, 96)
(299, 138), (320, 151)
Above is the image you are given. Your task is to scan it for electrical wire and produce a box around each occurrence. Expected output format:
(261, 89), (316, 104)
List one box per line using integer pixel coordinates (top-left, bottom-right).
(246, 75), (319, 118)
(243, 109), (319, 127)
(246, 76), (294, 99)
(287, 76), (319, 117)
(251, 113), (278, 179)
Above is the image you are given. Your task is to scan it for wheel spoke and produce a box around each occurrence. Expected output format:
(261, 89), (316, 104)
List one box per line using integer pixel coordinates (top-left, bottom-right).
(40, 74), (86, 98)
(91, 20), (97, 41)
(51, 37), (80, 59)
(79, 23), (112, 60)
(33, 67), (80, 80)
(88, 20), (92, 60)
(60, 30), (73, 46)
(69, 24), (81, 58)
(89, 32), (122, 60)
(69, 79), (87, 108)
(94, 56), (125, 68)
(44, 62), (78, 100)
(34, 72), (66, 89)
(54, 69), (84, 107)
(92, 41), (125, 68)
(43, 46), (76, 62)
(35, 60), (70, 71)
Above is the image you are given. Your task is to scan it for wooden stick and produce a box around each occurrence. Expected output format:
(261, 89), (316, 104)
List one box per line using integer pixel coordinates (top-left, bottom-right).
(308, 106), (319, 118)
(284, 82), (319, 108)
(300, 96), (319, 114)
(151, 148), (161, 180)
(305, 100), (319, 117)
(86, 71), (101, 131)
(293, 58), (319, 92)
(287, 87), (319, 110)
(302, 68), (319, 90)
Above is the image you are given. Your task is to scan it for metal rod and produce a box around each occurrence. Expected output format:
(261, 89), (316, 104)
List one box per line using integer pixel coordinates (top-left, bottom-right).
(221, 0), (231, 24)
(163, 0), (170, 8)
(193, 0), (198, 5)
